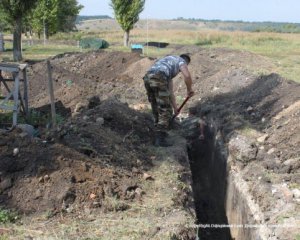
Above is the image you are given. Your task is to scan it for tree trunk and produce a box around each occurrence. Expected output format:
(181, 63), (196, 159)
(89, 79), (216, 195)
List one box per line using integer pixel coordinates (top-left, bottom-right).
(13, 17), (23, 61)
(45, 22), (49, 40)
(124, 30), (130, 47)
(43, 19), (47, 45)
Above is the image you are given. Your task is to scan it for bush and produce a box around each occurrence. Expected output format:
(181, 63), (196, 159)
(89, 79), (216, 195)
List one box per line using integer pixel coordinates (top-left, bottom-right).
(79, 38), (109, 49)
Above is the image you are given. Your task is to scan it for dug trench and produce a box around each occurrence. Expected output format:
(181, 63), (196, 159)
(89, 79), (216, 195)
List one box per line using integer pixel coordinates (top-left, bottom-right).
(185, 115), (276, 240)
(187, 120), (232, 240)
(182, 72), (300, 239)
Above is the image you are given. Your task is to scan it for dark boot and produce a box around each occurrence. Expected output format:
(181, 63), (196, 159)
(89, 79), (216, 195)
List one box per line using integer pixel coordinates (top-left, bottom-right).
(154, 131), (172, 147)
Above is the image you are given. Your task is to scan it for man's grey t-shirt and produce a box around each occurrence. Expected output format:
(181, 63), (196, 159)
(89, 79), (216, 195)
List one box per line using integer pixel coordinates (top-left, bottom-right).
(148, 56), (187, 79)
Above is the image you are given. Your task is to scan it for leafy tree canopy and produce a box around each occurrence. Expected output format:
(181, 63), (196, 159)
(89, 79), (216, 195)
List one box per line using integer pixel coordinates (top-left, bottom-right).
(31, 0), (83, 36)
(0, 7), (9, 31)
(110, 0), (145, 32)
(0, 0), (38, 22)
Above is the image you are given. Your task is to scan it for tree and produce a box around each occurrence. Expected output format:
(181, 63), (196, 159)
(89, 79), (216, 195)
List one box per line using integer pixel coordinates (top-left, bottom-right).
(0, 0), (38, 61)
(110, 0), (145, 47)
(57, 0), (83, 32)
(31, 0), (82, 39)
(0, 8), (9, 32)
(31, 0), (59, 39)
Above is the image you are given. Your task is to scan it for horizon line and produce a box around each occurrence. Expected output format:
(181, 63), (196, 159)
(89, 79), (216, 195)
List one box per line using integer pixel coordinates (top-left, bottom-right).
(77, 15), (300, 24)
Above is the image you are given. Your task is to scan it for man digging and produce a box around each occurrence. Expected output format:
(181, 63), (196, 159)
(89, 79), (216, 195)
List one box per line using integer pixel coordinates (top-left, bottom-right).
(143, 54), (194, 147)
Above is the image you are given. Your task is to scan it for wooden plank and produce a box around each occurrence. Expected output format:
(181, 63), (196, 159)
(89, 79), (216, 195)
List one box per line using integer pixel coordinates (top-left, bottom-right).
(18, 90), (26, 116)
(23, 68), (29, 116)
(0, 66), (19, 73)
(0, 64), (28, 127)
(19, 64), (27, 70)
(0, 91), (13, 103)
(0, 104), (14, 111)
(0, 63), (20, 68)
(12, 73), (19, 126)
(1, 79), (11, 94)
(0, 63), (27, 72)
(0, 96), (13, 100)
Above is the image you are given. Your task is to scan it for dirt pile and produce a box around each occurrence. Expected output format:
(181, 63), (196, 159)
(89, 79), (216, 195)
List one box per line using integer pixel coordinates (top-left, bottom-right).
(0, 98), (155, 215)
(0, 47), (299, 239)
(0, 96), (195, 239)
(27, 51), (151, 112)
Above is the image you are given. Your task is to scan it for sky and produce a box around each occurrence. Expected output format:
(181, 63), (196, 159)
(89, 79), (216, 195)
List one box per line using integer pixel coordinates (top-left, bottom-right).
(77, 0), (300, 23)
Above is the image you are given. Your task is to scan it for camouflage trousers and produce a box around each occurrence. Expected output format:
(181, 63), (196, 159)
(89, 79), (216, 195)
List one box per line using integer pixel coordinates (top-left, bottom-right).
(143, 72), (173, 132)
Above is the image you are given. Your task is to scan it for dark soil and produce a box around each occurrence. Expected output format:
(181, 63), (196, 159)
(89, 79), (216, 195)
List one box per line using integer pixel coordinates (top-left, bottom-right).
(0, 46), (299, 239)
(0, 99), (154, 215)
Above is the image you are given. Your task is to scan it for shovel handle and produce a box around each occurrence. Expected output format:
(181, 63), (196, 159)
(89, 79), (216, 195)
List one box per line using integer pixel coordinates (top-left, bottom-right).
(172, 96), (190, 119)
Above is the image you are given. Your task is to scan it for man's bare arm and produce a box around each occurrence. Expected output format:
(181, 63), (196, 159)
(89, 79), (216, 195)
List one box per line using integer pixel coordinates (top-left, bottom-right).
(180, 65), (194, 97)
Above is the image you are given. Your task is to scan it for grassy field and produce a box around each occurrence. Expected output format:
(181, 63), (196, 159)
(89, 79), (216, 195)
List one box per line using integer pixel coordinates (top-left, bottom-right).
(129, 29), (300, 82)
(1, 26), (300, 82)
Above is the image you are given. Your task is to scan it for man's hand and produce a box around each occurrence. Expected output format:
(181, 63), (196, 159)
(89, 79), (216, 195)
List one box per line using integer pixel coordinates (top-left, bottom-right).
(187, 90), (195, 97)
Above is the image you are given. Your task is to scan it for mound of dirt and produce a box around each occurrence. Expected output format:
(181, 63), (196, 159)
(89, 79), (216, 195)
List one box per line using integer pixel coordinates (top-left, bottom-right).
(0, 46), (299, 239)
(0, 99), (154, 215)
(27, 51), (149, 112)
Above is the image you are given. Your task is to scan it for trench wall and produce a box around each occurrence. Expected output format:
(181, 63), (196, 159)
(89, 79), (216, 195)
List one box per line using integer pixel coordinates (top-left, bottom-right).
(186, 122), (272, 240)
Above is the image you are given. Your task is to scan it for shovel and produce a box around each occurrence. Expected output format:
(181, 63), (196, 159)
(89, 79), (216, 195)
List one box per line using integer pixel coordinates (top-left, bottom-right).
(171, 95), (191, 121)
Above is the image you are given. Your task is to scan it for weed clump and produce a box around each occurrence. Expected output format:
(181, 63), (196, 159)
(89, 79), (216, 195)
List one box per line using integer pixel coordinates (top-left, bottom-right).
(0, 208), (18, 223)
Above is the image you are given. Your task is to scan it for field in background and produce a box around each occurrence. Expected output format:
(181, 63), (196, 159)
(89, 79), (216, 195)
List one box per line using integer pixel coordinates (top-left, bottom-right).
(1, 18), (300, 82)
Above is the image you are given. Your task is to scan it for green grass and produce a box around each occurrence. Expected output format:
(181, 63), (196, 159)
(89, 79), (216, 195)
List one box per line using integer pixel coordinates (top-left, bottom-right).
(197, 32), (300, 82)
(0, 109), (65, 127)
(1, 28), (300, 82)
(1, 42), (82, 61)
(23, 44), (82, 61)
(289, 183), (300, 189)
(0, 208), (18, 224)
